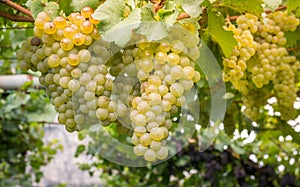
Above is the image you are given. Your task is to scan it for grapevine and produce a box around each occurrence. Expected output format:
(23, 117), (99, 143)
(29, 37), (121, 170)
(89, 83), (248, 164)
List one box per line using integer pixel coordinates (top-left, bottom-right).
(11, 0), (300, 165)
(223, 11), (300, 121)
(16, 5), (201, 162)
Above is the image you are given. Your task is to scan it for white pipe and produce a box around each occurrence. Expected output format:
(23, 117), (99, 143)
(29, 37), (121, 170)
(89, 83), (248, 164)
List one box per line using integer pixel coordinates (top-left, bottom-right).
(0, 74), (42, 89)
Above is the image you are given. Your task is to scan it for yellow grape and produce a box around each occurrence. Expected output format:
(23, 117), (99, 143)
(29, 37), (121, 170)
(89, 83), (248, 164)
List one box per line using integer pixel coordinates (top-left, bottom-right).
(73, 33), (85, 46)
(80, 21), (94, 34)
(53, 16), (67, 29)
(81, 6), (94, 18)
(60, 38), (74, 51)
(43, 22), (57, 34)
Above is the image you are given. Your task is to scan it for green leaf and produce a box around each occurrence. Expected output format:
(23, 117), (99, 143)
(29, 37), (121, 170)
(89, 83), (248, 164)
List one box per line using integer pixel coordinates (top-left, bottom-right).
(10, 30), (27, 49)
(263, 0), (282, 11)
(102, 8), (141, 47)
(26, 104), (56, 122)
(157, 9), (175, 19)
(175, 155), (189, 167)
(59, 0), (72, 15)
(75, 145), (85, 157)
(43, 2), (60, 19)
(71, 0), (100, 12)
(180, 0), (203, 18)
(135, 6), (169, 41)
(231, 143), (246, 155)
(287, 0), (300, 17)
(27, 0), (60, 19)
(223, 0), (264, 17)
(285, 30), (300, 48)
(279, 123), (300, 144)
(207, 10), (237, 57)
(27, 0), (44, 19)
(93, 0), (126, 32)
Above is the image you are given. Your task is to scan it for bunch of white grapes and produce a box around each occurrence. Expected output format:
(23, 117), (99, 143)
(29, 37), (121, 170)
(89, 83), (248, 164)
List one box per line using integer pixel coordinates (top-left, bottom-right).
(16, 7), (119, 132)
(16, 8), (202, 162)
(222, 11), (300, 121)
(128, 40), (201, 162)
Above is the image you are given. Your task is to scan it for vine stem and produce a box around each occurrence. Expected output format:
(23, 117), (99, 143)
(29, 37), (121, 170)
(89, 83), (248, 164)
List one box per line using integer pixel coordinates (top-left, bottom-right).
(0, 11), (34, 22)
(177, 12), (190, 20)
(0, 26), (34, 29)
(0, 0), (33, 18)
(287, 46), (300, 51)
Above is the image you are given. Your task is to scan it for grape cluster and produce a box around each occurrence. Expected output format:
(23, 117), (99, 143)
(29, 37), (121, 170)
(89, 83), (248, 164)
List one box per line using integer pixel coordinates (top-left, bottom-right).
(223, 11), (300, 121)
(113, 34), (200, 162)
(16, 7), (115, 132)
(16, 8), (202, 162)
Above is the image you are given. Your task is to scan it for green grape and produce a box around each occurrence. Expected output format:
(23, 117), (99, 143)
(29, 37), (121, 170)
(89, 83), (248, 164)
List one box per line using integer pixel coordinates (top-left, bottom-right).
(68, 79), (80, 92)
(48, 54), (60, 68)
(167, 53), (180, 65)
(156, 146), (168, 160)
(78, 49), (91, 63)
(67, 53), (80, 66)
(133, 144), (147, 156)
(144, 149), (157, 162)
(59, 77), (70, 89)
(170, 65), (183, 80)
(139, 133), (152, 146)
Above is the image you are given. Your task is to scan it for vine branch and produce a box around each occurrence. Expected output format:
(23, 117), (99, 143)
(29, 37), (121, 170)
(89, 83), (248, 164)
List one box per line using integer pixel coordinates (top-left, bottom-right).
(0, 0), (33, 18)
(0, 11), (34, 22)
(177, 12), (190, 20)
(287, 46), (300, 52)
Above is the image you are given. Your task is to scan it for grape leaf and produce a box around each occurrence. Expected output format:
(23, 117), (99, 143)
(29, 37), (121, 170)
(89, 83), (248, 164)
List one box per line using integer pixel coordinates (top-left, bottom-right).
(207, 10), (237, 58)
(70, 0), (100, 12)
(285, 30), (300, 48)
(279, 123), (300, 144)
(178, 0), (204, 18)
(135, 5), (168, 41)
(102, 8), (141, 47)
(59, 0), (72, 15)
(27, 0), (44, 19)
(93, 0), (126, 32)
(263, 0), (282, 11)
(26, 104), (56, 123)
(287, 0), (300, 17)
(223, 0), (264, 17)
(43, 2), (60, 19)
(74, 145), (85, 157)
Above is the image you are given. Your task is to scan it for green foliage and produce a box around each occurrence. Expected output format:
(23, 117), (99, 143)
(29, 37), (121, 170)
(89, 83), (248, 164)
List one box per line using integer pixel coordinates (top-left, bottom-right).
(223, 0), (264, 16)
(0, 87), (62, 185)
(264, 0), (282, 11)
(58, 0), (72, 15)
(136, 5), (169, 41)
(287, 0), (300, 16)
(0, 0), (299, 186)
(102, 7), (141, 46)
(177, 0), (203, 18)
(207, 10), (237, 58)
(93, 0), (126, 32)
(285, 29), (300, 48)
(26, 0), (44, 19)
(70, 0), (100, 12)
